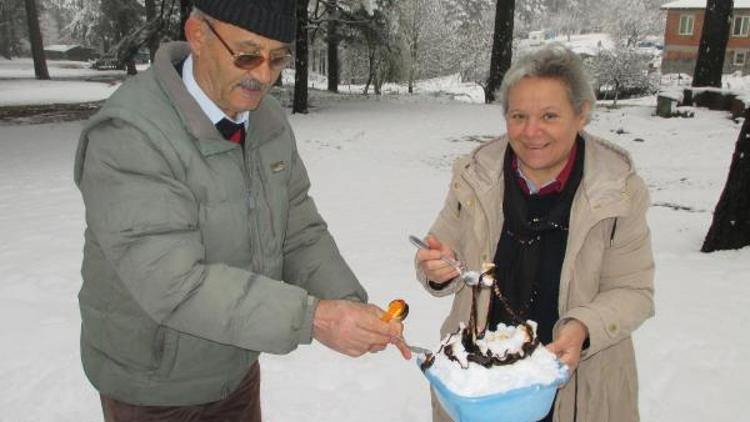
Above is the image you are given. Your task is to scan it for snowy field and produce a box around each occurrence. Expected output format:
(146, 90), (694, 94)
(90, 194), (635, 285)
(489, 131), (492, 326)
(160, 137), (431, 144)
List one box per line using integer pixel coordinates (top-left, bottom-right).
(1, 64), (749, 421)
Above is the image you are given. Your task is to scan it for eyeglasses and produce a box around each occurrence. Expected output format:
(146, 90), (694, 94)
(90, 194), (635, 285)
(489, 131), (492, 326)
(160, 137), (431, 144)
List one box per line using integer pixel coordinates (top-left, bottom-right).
(203, 19), (293, 71)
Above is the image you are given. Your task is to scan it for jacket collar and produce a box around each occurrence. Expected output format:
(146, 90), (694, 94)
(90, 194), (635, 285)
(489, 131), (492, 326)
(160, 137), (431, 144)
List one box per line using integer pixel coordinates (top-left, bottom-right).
(153, 42), (287, 156)
(460, 131), (636, 221)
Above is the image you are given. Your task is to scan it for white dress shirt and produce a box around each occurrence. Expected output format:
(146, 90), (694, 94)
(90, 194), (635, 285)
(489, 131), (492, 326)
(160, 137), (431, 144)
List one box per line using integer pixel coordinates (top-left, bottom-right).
(182, 54), (249, 127)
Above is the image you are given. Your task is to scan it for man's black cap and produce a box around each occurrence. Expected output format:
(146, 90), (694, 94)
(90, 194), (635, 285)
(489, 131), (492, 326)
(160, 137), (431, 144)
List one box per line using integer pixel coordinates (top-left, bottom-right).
(194, 0), (296, 43)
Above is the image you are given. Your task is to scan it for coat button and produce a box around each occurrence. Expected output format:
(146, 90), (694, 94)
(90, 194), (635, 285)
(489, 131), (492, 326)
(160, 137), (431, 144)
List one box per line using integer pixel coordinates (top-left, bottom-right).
(453, 182), (459, 189)
(466, 199), (474, 207)
(608, 323), (618, 333)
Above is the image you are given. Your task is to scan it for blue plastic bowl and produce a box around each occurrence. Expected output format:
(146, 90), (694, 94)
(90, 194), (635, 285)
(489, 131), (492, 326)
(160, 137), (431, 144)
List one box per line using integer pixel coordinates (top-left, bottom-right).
(419, 357), (569, 422)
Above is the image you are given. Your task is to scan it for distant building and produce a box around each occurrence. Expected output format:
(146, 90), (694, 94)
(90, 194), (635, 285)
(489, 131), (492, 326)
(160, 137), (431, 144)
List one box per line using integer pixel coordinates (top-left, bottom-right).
(661, 0), (750, 75)
(44, 44), (98, 61)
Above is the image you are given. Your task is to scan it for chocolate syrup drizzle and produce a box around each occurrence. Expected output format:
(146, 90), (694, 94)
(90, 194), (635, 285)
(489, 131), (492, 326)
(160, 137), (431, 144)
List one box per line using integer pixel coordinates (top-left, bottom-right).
(420, 268), (540, 372)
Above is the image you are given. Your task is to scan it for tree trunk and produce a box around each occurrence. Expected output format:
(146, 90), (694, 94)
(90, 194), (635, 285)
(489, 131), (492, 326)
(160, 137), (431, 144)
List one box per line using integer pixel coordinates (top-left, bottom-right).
(326, 0), (339, 93)
(374, 58), (383, 95)
(363, 51), (374, 95)
(179, 0), (192, 41)
(693, 0), (732, 88)
(293, 0), (310, 114)
(145, 0), (159, 62)
(24, 0), (49, 80)
(702, 107), (750, 252)
(408, 32), (418, 94)
(485, 0), (515, 104)
(1, 0), (14, 59)
(126, 59), (137, 75)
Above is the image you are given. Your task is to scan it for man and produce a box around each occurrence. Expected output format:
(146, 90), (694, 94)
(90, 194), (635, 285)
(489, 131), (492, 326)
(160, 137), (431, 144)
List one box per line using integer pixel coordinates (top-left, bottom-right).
(73, 1), (408, 420)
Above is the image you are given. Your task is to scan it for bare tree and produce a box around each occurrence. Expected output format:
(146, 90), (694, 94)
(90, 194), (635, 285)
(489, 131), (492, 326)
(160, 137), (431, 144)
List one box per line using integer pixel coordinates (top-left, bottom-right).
(693, 0), (733, 88)
(589, 46), (657, 106)
(24, 0), (49, 80)
(702, 107), (750, 252)
(398, 0), (445, 93)
(441, 0), (494, 93)
(294, 0), (310, 114)
(485, 0), (514, 103)
(346, 5), (395, 95)
(101, 0), (143, 75)
(602, 0), (662, 47)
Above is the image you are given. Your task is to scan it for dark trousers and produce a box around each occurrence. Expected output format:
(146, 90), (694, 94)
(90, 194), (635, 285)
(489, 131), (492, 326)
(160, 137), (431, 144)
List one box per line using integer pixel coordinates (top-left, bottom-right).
(100, 362), (261, 422)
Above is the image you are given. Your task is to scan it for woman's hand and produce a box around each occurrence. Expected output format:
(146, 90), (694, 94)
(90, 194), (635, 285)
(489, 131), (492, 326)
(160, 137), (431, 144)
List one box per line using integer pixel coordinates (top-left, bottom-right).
(546, 318), (588, 374)
(415, 235), (459, 285)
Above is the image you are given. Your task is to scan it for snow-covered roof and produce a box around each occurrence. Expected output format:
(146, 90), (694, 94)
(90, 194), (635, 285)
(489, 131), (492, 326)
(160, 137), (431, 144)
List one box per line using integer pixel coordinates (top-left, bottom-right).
(43, 44), (80, 52)
(662, 0), (750, 9)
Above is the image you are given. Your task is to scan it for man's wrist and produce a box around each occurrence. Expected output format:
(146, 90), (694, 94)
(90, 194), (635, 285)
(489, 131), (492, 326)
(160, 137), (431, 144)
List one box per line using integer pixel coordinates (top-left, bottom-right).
(300, 296), (320, 345)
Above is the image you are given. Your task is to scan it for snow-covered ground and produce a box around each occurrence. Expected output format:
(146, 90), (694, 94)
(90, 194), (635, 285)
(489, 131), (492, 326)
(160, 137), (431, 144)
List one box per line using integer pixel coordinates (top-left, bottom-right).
(0, 57), (147, 80)
(1, 63), (749, 421)
(0, 79), (119, 107)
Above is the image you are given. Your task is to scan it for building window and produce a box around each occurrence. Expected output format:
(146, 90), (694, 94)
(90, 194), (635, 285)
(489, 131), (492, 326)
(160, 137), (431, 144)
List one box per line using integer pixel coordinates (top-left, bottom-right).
(735, 51), (746, 66)
(732, 15), (750, 37)
(679, 14), (694, 36)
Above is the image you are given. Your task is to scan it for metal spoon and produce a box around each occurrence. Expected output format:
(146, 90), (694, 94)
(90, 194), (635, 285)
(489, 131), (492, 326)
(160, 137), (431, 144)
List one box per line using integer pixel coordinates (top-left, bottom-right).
(409, 235), (480, 286)
(405, 343), (433, 356)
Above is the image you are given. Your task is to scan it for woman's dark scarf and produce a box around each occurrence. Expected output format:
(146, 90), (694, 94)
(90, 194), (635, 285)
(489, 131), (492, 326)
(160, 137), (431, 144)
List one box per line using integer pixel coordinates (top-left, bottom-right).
(488, 136), (585, 345)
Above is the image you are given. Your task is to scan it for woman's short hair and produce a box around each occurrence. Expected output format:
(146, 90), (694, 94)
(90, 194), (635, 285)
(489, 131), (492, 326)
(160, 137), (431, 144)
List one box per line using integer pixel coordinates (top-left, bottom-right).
(498, 43), (595, 122)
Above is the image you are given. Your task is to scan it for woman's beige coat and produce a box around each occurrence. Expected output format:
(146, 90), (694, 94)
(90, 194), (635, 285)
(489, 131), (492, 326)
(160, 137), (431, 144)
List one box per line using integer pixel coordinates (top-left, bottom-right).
(417, 132), (655, 422)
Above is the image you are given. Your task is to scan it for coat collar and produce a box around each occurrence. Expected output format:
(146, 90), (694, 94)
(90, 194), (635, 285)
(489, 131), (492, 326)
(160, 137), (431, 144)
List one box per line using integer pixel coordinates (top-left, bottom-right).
(459, 131), (636, 221)
(153, 42), (287, 156)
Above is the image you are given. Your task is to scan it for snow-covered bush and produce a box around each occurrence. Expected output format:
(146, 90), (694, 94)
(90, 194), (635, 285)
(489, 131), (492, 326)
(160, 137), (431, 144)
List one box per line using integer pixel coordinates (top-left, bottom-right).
(587, 46), (658, 104)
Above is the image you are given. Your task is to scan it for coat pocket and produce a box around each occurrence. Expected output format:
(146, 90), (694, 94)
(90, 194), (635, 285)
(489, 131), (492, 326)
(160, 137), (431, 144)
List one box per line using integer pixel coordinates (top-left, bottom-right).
(81, 304), (165, 372)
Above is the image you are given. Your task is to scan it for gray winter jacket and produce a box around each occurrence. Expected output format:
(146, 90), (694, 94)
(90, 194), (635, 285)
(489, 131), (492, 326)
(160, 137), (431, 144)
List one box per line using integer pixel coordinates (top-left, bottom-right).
(74, 42), (366, 406)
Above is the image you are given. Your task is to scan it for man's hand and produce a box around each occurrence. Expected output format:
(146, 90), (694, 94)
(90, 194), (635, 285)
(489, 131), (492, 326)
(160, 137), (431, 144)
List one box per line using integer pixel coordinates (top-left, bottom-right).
(313, 300), (410, 359)
(546, 318), (588, 374)
(415, 235), (459, 285)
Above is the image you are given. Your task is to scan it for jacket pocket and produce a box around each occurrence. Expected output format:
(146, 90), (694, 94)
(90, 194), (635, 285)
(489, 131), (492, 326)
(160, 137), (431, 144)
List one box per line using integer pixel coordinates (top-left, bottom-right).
(81, 303), (165, 372)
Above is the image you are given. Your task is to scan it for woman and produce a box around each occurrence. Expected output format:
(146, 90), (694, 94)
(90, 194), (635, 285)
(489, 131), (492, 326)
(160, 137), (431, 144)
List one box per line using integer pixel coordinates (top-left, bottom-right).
(415, 44), (654, 422)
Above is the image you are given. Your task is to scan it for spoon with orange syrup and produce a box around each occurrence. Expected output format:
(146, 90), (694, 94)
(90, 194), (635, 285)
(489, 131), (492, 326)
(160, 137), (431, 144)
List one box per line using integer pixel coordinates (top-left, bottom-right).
(381, 299), (409, 322)
(381, 299), (432, 356)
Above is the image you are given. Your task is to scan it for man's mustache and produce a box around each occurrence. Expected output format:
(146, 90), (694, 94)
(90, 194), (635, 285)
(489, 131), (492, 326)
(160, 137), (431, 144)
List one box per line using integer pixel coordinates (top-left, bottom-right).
(238, 79), (266, 90)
